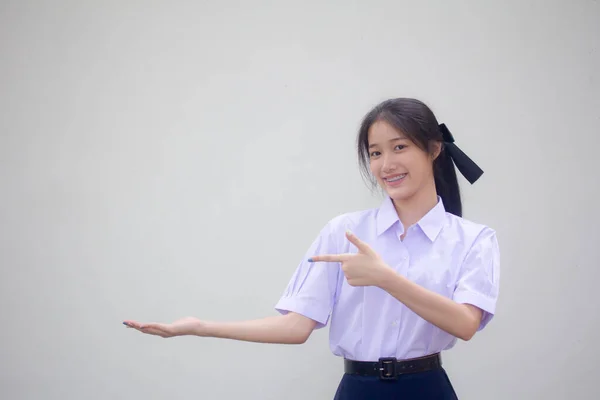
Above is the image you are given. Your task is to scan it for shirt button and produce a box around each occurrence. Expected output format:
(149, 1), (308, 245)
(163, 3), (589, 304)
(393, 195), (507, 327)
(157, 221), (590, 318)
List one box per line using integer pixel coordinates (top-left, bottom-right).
(391, 320), (399, 326)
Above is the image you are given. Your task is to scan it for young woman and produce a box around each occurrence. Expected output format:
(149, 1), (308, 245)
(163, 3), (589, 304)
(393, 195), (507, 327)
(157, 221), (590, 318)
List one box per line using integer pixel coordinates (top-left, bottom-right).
(124, 98), (500, 399)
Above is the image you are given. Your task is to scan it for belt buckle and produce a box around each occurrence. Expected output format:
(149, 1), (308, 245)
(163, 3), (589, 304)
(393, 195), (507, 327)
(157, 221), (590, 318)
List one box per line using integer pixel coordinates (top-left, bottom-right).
(378, 357), (397, 380)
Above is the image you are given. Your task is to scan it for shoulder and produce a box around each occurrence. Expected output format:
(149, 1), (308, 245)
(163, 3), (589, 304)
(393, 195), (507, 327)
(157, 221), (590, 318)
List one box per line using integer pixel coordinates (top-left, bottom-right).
(445, 212), (496, 239)
(313, 207), (379, 247)
(321, 207), (378, 234)
(443, 213), (499, 255)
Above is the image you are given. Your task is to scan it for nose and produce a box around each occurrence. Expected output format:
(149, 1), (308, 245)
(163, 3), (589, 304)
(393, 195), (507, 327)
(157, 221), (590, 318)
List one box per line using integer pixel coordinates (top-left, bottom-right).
(382, 154), (397, 173)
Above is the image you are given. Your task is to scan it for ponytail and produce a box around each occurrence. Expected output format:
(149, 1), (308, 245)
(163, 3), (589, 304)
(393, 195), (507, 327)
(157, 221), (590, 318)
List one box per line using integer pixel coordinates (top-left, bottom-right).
(434, 147), (462, 217)
(436, 123), (485, 217)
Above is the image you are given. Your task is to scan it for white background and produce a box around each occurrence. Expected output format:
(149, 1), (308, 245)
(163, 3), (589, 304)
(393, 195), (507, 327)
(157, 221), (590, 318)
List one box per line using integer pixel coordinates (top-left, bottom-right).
(1, 1), (598, 399)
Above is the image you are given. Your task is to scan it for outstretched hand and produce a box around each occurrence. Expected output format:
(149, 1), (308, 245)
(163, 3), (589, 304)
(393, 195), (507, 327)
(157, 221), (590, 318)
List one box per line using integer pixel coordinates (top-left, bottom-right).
(309, 230), (394, 287)
(123, 317), (203, 338)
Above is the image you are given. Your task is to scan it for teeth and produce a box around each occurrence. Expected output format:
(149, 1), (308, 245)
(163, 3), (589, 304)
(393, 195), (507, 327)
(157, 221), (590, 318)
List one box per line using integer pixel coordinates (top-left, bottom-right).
(387, 174), (406, 182)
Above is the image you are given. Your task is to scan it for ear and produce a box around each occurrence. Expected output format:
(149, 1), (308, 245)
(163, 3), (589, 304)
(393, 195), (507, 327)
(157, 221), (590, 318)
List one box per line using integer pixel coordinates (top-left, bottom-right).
(430, 141), (442, 161)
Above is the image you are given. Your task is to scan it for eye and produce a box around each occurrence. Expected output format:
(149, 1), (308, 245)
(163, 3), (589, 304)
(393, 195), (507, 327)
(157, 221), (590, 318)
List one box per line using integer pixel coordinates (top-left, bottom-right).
(369, 151), (381, 158)
(395, 144), (407, 151)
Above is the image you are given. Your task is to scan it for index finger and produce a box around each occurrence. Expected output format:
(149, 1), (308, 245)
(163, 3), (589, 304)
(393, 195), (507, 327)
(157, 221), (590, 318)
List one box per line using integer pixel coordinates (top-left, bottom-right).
(308, 254), (350, 263)
(345, 230), (375, 256)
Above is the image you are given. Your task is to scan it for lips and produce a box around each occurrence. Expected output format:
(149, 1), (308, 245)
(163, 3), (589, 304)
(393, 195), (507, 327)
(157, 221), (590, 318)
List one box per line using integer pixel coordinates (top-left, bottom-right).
(383, 173), (407, 186)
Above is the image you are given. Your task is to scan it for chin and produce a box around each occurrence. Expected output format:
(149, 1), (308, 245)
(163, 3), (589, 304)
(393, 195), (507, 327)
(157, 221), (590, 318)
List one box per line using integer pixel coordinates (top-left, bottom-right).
(383, 186), (415, 203)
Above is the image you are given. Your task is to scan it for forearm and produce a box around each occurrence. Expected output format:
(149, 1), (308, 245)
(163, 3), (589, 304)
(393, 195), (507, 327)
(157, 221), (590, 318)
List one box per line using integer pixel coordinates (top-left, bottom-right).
(379, 270), (481, 341)
(196, 313), (315, 345)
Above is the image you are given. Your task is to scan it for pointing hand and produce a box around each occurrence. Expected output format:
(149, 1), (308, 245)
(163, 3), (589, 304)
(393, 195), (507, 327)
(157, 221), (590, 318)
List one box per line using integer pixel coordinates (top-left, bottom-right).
(309, 230), (394, 287)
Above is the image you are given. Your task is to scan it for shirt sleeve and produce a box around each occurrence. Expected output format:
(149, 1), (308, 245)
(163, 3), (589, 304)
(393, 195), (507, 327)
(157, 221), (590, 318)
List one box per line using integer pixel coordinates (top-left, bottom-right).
(452, 227), (500, 331)
(274, 221), (341, 329)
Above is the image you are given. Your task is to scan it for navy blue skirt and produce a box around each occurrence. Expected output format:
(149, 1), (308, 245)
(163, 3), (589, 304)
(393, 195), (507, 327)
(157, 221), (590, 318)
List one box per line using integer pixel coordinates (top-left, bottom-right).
(333, 368), (458, 399)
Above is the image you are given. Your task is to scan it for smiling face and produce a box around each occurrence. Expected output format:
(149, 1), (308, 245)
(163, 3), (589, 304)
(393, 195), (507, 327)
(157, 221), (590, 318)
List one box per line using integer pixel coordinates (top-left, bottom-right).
(367, 120), (440, 204)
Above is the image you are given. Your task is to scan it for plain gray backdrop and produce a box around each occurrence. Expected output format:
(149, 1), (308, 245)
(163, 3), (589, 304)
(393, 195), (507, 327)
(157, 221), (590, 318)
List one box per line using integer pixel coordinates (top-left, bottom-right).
(1, 1), (598, 399)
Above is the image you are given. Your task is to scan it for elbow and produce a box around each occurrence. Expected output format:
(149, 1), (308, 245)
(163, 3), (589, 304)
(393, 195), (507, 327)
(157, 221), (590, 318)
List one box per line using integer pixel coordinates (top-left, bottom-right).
(281, 329), (311, 345)
(458, 330), (475, 341)
(289, 332), (310, 345)
(289, 325), (314, 344)
(282, 313), (316, 344)
(457, 321), (479, 341)
(456, 305), (483, 341)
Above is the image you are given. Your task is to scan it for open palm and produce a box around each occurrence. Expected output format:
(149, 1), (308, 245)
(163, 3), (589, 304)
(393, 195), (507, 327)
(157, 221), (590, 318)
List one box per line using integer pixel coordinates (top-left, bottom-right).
(123, 317), (202, 338)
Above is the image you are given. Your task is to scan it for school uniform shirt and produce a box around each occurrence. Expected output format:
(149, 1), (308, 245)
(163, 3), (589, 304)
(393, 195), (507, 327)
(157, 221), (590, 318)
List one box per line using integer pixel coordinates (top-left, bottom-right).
(275, 195), (500, 362)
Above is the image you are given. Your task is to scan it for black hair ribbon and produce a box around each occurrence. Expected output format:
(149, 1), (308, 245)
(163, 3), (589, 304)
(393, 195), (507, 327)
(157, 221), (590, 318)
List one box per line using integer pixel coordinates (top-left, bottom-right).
(439, 123), (484, 184)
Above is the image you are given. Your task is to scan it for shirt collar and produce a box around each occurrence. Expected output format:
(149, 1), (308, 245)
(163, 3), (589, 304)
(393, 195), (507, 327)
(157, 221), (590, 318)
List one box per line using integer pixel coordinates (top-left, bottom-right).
(375, 195), (447, 242)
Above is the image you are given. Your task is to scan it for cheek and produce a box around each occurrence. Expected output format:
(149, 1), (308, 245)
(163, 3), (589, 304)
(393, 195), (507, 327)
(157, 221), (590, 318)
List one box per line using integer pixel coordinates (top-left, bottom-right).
(369, 160), (378, 176)
(407, 156), (433, 179)
(369, 160), (384, 181)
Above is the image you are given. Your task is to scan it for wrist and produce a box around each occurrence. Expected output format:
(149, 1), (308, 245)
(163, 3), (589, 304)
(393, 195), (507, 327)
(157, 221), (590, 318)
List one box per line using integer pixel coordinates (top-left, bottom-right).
(174, 318), (210, 337)
(192, 320), (211, 337)
(376, 264), (401, 290)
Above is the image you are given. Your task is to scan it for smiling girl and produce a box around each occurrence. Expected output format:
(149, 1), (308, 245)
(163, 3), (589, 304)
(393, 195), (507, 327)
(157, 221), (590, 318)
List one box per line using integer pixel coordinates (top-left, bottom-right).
(124, 98), (500, 400)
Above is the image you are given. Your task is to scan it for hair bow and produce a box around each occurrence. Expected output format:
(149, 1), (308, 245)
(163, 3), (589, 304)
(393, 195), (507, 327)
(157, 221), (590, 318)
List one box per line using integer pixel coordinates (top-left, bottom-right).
(438, 123), (484, 184)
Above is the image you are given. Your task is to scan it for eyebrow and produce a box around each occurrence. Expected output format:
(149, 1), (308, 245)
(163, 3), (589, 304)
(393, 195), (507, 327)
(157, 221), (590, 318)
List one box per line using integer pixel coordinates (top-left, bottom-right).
(368, 137), (407, 149)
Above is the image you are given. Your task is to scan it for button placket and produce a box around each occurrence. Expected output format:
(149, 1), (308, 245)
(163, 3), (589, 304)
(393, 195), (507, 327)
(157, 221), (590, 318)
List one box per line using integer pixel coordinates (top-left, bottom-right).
(397, 248), (409, 276)
(391, 242), (407, 331)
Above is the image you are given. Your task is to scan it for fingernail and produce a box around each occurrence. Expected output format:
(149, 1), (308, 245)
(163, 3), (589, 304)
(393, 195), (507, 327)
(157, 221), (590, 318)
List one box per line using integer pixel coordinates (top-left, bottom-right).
(346, 229), (353, 236)
(307, 258), (314, 262)
(123, 322), (128, 326)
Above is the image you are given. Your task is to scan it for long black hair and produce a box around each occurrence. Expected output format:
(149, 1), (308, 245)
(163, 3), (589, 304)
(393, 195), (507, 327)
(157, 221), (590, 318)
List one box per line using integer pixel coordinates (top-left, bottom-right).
(356, 98), (462, 217)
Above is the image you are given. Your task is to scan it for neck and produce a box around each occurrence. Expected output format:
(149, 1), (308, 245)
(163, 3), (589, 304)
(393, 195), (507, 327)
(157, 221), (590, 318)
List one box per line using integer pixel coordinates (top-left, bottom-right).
(392, 182), (438, 230)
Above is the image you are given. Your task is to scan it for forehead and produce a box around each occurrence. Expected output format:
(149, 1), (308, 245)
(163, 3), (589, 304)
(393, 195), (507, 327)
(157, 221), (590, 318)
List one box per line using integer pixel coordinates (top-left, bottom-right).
(367, 120), (407, 144)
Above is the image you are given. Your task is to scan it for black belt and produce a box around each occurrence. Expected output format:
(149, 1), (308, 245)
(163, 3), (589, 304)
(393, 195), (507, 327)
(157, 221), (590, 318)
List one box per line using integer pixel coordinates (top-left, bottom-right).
(344, 353), (442, 380)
